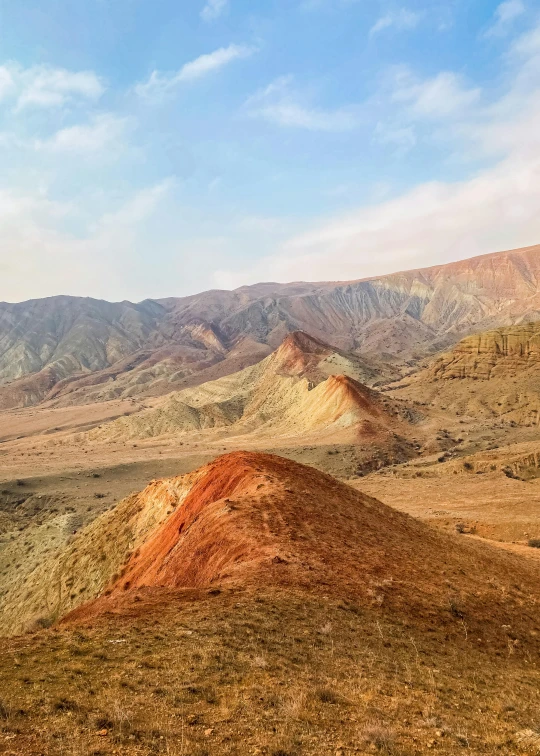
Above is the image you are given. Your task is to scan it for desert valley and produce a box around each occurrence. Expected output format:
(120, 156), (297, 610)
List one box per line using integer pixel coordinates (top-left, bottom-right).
(1, 244), (540, 754)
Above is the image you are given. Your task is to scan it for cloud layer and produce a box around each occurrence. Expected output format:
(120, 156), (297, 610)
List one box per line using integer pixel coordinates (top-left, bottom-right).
(0, 2), (537, 303)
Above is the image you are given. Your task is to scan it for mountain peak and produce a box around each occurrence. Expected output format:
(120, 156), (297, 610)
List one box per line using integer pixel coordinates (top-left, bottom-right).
(271, 331), (336, 376)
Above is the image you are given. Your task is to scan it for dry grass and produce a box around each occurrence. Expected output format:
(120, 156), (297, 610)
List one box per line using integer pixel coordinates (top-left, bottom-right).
(0, 588), (538, 755)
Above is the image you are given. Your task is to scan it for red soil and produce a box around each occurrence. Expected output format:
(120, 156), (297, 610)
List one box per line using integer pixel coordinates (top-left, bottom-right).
(65, 452), (540, 637)
(270, 331), (333, 375)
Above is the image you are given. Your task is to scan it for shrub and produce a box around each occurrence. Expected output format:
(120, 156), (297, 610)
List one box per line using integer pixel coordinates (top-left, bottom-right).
(528, 539), (540, 548)
(316, 688), (340, 704)
(33, 615), (54, 630)
(362, 723), (395, 752)
(0, 700), (11, 720)
(53, 698), (79, 712)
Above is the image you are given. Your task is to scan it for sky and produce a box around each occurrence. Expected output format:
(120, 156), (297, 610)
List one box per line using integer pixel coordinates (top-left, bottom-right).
(0, 0), (540, 302)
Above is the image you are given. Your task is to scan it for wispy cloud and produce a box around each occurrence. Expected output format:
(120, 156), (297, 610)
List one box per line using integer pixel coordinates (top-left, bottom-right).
(0, 67), (16, 102)
(370, 8), (421, 36)
(201, 0), (229, 22)
(246, 76), (359, 131)
(373, 121), (417, 154)
(0, 64), (105, 111)
(35, 114), (128, 154)
(135, 44), (256, 99)
(391, 68), (481, 118)
(483, 0), (525, 38)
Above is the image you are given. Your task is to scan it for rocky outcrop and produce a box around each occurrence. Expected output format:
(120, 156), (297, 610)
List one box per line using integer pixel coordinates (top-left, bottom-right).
(429, 322), (540, 380)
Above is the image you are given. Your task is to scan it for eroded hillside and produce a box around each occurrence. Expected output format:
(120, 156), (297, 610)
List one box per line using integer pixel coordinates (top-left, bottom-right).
(4, 243), (540, 409)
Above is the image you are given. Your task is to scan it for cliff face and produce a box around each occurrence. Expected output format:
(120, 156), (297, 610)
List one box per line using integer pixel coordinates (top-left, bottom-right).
(428, 323), (540, 380)
(2, 243), (540, 408)
(389, 320), (540, 428)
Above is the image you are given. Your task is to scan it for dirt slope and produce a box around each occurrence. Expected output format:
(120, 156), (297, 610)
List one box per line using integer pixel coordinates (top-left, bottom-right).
(4, 451), (540, 639)
(1, 454), (540, 754)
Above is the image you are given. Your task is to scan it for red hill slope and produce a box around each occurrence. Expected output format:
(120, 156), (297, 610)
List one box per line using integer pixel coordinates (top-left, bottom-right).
(63, 452), (540, 635)
(87, 331), (410, 444)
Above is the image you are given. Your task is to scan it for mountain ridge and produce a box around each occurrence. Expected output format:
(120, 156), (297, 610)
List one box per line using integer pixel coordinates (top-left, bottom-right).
(2, 242), (540, 410)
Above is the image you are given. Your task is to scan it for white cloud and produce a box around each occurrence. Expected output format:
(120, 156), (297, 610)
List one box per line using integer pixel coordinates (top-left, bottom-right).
(0, 181), (175, 302)
(246, 76), (359, 131)
(391, 69), (481, 118)
(215, 22), (540, 289)
(135, 44), (255, 99)
(94, 179), (174, 231)
(370, 8), (421, 36)
(0, 67), (15, 102)
(373, 121), (417, 153)
(484, 0), (525, 38)
(201, 0), (229, 22)
(36, 114), (128, 153)
(5, 64), (105, 111)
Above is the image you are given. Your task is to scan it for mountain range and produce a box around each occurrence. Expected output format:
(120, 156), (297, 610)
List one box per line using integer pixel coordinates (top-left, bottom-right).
(3, 242), (540, 410)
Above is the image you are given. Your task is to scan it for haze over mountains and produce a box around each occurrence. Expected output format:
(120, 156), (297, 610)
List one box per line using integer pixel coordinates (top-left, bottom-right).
(3, 243), (540, 410)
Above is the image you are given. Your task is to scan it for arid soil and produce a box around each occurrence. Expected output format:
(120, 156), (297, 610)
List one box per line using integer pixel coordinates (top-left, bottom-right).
(2, 453), (540, 755)
(5, 252), (540, 753)
(2, 587), (540, 756)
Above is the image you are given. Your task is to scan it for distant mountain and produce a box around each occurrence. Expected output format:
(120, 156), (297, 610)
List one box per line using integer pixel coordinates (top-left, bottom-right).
(2, 243), (540, 409)
(87, 332), (409, 445)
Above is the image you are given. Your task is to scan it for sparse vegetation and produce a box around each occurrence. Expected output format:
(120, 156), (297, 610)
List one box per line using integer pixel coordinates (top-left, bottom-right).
(1, 590), (539, 755)
(362, 722), (396, 753)
(4, 307), (540, 756)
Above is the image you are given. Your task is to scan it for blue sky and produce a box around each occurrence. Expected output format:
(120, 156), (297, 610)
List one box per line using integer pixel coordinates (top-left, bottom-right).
(0, 0), (539, 301)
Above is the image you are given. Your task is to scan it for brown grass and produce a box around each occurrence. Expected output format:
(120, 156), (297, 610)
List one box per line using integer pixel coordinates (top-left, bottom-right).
(0, 588), (539, 755)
